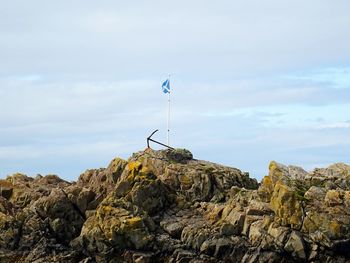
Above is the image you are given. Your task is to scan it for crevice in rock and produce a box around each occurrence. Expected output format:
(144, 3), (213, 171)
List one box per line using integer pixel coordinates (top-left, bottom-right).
(298, 201), (306, 232)
(34, 208), (62, 244)
(13, 220), (23, 250)
(59, 188), (86, 221)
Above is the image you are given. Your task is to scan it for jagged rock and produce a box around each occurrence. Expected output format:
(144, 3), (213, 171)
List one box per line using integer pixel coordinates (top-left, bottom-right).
(73, 160), (168, 259)
(0, 180), (14, 199)
(160, 220), (185, 238)
(130, 149), (258, 202)
(270, 181), (304, 229)
(213, 237), (233, 258)
(302, 211), (345, 244)
(221, 210), (245, 235)
(248, 219), (268, 246)
(16, 186), (94, 249)
(181, 219), (213, 251)
(0, 196), (15, 215)
(171, 249), (196, 263)
(284, 231), (306, 260)
(241, 250), (283, 263)
(7, 174), (70, 209)
(32, 188), (86, 244)
(77, 157), (127, 199)
(267, 223), (291, 248)
(258, 162), (305, 229)
(123, 250), (155, 263)
(155, 233), (183, 253)
(325, 189), (350, 208)
(0, 150), (349, 262)
(164, 148), (193, 163)
(76, 203), (155, 256)
(19, 210), (50, 249)
(65, 185), (96, 215)
(0, 212), (20, 249)
(114, 160), (169, 215)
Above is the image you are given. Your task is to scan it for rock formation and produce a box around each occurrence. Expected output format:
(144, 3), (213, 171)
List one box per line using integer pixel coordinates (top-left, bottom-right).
(0, 148), (349, 262)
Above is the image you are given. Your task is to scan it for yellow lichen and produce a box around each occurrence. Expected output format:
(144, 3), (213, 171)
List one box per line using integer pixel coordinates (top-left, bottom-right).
(269, 161), (283, 178)
(101, 205), (112, 213)
(126, 173), (135, 182)
(140, 166), (149, 175)
(270, 181), (303, 229)
(128, 161), (142, 172)
(96, 205), (113, 220)
(325, 190), (343, 206)
(329, 220), (341, 238)
(179, 174), (192, 186)
(122, 216), (143, 231)
(138, 166), (155, 181)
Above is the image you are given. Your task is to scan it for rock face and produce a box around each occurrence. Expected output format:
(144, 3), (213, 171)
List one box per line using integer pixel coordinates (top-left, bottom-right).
(0, 149), (349, 262)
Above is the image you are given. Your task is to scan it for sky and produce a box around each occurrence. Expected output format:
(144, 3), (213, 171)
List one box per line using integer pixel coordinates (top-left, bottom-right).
(1, 0), (350, 181)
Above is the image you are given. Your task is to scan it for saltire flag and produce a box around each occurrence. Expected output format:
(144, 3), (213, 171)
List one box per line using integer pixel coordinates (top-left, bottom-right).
(162, 79), (170, 94)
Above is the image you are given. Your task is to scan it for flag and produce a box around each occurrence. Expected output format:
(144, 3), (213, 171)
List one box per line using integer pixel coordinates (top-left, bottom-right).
(162, 79), (170, 94)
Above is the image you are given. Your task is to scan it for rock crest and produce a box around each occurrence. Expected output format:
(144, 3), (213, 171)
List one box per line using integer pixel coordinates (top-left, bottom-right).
(0, 149), (349, 262)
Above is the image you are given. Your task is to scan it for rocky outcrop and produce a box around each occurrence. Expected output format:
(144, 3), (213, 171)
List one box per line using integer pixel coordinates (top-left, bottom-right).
(0, 148), (349, 262)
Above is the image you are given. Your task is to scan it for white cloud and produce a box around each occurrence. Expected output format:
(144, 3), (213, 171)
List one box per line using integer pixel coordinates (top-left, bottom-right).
(287, 67), (350, 89)
(0, 1), (350, 180)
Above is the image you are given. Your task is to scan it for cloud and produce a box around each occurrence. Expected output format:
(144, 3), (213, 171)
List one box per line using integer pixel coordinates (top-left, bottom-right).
(1, 0), (350, 78)
(0, 1), (350, 180)
(1, 69), (350, 180)
(287, 67), (350, 89)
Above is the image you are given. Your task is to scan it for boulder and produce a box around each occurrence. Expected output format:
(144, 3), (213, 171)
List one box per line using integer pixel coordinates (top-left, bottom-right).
(270, 181), (304, 229)
(76, 203), (154, 256)
(284, 231), (306, 260)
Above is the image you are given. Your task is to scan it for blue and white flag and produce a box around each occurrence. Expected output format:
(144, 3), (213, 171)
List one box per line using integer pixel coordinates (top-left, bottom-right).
(162, 79), (170, 94)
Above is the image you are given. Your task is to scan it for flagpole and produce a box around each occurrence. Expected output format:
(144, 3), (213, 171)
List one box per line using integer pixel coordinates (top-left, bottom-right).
(167, 74), (171, 146)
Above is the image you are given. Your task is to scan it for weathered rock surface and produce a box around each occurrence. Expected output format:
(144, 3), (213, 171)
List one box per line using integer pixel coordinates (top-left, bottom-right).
(0, 148), (349, 262)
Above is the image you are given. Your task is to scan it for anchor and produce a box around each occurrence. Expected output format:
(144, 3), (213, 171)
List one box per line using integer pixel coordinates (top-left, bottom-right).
(147, 129), (174, 150)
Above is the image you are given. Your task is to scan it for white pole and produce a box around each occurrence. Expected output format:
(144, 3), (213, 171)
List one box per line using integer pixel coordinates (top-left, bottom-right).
(167, 74), (171, 146)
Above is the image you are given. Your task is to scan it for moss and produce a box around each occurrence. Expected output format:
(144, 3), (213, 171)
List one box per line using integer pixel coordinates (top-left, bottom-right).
(295, 193), (308, 202)
(291, 179), (309, 202)
(295, 188), (307, 201)
(312, 179), (327, 188)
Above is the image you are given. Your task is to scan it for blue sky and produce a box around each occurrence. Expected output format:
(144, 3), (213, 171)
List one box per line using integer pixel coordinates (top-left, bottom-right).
(1, 0), (349, 181)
